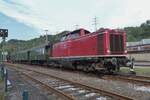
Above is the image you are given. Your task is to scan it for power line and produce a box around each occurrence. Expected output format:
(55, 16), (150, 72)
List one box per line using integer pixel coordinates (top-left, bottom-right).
(75, 24), (79, 30)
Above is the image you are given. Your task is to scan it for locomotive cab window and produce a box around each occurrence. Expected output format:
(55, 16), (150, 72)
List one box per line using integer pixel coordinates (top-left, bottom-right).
(84, 30), (90, 34)
(62, 33), (80, 40)
(70, 32), (80, 39)
(60, 35), (67, 41)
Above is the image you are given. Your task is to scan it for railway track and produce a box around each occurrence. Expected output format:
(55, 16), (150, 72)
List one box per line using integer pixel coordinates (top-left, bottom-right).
(6, 63), (150, 85)
(6, 64), (133, 100)
(102, 75), (150, 86)
(134, 75), (150, 80)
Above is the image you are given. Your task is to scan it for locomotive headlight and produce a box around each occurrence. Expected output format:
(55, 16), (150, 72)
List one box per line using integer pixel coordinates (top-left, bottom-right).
(124, 50), (127, 53)
(107, 49), (110, 53)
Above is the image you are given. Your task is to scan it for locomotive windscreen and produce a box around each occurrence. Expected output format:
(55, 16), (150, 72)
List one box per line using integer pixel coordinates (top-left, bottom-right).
(109, 34), (124, 54)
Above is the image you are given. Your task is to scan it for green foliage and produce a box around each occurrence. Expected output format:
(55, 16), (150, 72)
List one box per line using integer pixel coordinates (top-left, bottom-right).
(125, 20), (150, 42)
(0, 30), (69, 54)
(120, 67), (150, 76)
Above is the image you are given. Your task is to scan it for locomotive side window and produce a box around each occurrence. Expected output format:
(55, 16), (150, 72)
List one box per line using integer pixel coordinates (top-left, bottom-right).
(84, 30), (90, 34)
(60, 35), (67, 41)
(60, 29), (89, 41)
(70, 33), (80, 39)
(61, 33), (80, 41)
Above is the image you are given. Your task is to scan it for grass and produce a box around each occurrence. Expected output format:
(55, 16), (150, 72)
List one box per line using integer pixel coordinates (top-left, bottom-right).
(120, 67), (150, 76)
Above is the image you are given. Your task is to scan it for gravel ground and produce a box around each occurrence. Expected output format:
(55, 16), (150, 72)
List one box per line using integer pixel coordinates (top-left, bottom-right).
(9, 64), (150, 100)
(5, 68), (61, 100)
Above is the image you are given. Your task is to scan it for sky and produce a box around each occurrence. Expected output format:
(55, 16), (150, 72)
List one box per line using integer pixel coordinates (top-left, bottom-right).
(0, 0), (150, 40)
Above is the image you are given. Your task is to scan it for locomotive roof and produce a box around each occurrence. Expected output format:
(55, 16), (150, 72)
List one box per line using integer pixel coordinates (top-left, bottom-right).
(28, 43), (50, 50)
(66, 28), (90, 35)
(96, 28), (125, 33)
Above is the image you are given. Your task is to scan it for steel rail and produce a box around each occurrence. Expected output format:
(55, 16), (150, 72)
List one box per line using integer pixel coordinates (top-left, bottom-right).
(133, 75), (150, 80)
(23, 72), (75, 100)
(103, 75), (150, 86)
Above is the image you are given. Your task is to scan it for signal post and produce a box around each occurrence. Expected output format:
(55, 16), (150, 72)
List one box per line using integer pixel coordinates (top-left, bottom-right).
(0, 29), (8, 92)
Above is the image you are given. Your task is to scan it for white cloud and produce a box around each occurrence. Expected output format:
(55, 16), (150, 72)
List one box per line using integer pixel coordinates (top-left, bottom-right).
(0, 1), (52, 33)
(104, 0), (150, 28)
(0, 0), (150, 34)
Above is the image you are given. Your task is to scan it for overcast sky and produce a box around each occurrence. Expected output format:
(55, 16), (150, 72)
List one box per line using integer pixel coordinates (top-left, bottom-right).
(0, 0), (150, 40)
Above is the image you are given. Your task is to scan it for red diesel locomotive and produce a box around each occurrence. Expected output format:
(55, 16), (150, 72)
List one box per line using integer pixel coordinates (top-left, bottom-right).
(53, 28), (126, 57)
(51, 28), (132, 72)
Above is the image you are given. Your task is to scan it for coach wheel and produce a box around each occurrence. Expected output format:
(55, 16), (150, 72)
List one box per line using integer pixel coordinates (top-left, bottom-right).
(107, 68), (114, 74)
(72, 63), (77, 70)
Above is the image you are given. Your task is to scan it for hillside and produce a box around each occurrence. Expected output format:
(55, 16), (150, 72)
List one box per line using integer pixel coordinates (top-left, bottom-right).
(125, 20), (150, 41)
(0, 30), (69, 53)
(0, 20), (150, 53)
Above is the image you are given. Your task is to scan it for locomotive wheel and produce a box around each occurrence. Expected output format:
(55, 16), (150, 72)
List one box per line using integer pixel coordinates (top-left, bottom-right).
(72, 63), (77, 70)
(106, 65), (114, 74)
(87, 66), (95, 72)
(83, 67), (89, 72)
(90, 64), (96, 72)
(116, 65), (120, 72)
(107, 69), (114, 74)
(72, 65), (77, 70)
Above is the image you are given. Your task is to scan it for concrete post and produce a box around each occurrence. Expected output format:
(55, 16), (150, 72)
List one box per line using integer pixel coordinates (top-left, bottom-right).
(5, 69), (7, 92)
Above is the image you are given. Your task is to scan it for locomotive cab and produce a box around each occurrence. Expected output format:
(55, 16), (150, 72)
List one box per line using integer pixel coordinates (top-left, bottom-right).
(60, 29), (90, 41)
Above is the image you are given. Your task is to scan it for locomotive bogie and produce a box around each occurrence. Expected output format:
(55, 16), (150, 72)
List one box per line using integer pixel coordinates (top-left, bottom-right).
(50, 56), (128, 73)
